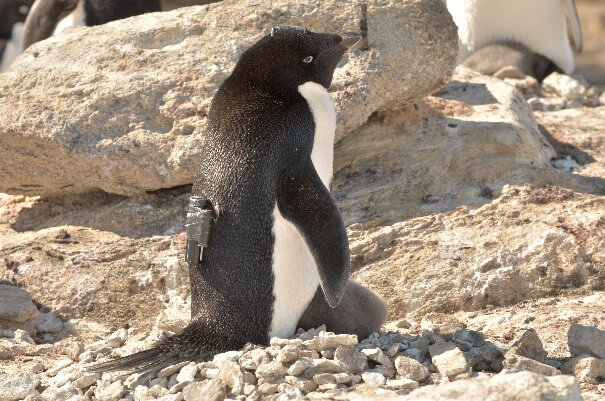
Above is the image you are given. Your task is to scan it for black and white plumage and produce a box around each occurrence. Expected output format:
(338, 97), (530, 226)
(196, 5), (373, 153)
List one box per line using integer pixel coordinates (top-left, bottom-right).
(89, 27), (386, 373)
(21, 0), (161, 51)
(446, 0), (583, 80)
(0, 0), (33, 71)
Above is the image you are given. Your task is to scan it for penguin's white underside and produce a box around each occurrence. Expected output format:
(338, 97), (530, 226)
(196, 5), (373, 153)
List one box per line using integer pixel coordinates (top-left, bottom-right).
(53, 0), (86, 35)
(447, 0), (581, 74)
(0, 23), (24, 72)
(269, 81), (336, 339)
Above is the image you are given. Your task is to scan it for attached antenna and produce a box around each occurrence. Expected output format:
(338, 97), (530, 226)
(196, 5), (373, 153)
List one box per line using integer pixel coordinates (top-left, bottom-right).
(359, 3), (369, 51)
(185, 197), (214, 265)
(271, 26), (309, 36)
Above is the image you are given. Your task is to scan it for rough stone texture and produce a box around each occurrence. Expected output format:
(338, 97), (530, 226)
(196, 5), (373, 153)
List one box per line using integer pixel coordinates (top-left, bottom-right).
(562, 356), (605, 384)
(307, 333), (358, 351)
(394, 356), (429, 382)
(506, 329), (547, 363)
(334, 346), (368, 374)
(360, 348), (394, 369)
(339, 68), (604, 319)
(0, 373), (40, 401)
(534, 106), (605, 183)
(429, 342), (470, 378)
(182, 379), (226, 401)
(453, 329), (485, 349)
(384, 377), (419, 390)
(0, 284), (38, 322)
(0, 0), (457, 197)
(542, 73), (588, 101)
(361, 372), (386, 387)
(218, 360), (244, 395)
(255, 361), (288, 381)
(94, 380), (126, 401)
(176, 362), (198, 383)
(40, 384), (79, 401)
(30, 312), (64, 334)
(568, 324), (605, 359)
(383, 372), (582, 401)
(502, 355), (561, 376)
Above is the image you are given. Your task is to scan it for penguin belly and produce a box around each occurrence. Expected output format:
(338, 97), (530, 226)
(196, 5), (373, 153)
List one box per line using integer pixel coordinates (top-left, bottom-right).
(0, 22), (24, 72)
(53, 0), (85, 35)
(268, 81), (337, 339)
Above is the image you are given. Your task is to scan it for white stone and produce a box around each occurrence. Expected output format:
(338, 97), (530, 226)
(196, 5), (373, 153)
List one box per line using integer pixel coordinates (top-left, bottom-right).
(429, 342), (470, 378)
(394, 355), (429, 382)
(72, 373), (99, 389)
(95, 380), (126, 401)
(361, 372), (386, 387)
(384, 377), (420, 390)
(182, 379), (226, 401)
(0, 373), (40, 401)
(360, 348), (394, 369)
(176, 362), (198, 383)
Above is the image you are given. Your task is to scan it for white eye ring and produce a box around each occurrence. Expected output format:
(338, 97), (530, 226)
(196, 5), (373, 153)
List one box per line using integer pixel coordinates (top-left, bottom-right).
(19, 5), (30, 15)
(303, 56), (313, 63)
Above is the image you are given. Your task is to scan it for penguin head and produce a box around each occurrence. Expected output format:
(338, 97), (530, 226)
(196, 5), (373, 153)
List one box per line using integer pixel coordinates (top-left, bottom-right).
(0, 0), (33, 39)
(231, 26), (360, 98)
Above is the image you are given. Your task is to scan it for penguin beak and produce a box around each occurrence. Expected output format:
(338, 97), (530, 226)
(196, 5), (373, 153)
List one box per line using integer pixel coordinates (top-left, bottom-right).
(339, 33), (361, 49)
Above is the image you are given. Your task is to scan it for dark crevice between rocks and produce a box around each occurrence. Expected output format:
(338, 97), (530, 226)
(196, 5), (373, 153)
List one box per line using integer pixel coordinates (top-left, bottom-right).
(538, 123), (596, 173)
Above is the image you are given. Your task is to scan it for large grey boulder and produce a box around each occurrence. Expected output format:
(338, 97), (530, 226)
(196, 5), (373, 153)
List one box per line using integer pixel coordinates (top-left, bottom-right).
(0, 0), (457, 196)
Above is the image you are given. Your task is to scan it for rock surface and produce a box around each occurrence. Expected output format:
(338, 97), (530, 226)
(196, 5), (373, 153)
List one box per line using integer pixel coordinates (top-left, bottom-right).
(0, 284), (38, 322)
(562, 356), (605, 384)
(534, 106), (605, 180)
(0, 373), (40, 401)
(387, 372), (582, 401)
(567, 324), (605, 359)
(343, 70), (604, 320)
(0, 0), (457, 197)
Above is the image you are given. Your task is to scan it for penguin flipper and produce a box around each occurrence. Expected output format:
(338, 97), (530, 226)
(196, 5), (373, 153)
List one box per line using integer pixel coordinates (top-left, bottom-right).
(564, 0), (583, 52)
(22, 0), (79, 50)
(277, 159), (350, 308)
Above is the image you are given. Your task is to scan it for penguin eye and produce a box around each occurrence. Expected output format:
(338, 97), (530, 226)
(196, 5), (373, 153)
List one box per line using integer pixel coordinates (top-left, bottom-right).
(302, 56), (313, 64)
(19, 5), (30, 15)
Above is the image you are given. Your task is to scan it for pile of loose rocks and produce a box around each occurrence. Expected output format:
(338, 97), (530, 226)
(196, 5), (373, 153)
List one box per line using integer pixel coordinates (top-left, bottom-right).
(1, 319), (603, 401)
(0, 284), (69, 360)
(495, 68), (605, 111)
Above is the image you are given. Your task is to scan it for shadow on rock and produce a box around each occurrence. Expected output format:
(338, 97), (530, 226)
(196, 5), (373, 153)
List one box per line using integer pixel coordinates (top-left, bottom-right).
(11, 186), (191, 238)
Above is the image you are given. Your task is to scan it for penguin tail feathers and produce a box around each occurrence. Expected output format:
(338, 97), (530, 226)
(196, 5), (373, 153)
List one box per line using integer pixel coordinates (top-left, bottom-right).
(86, 347), (170, 373)
(86, 329), (218, 373)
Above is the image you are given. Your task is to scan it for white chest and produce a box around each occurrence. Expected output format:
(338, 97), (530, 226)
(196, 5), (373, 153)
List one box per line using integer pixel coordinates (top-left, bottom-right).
(268, 81), (337, 339)
(446, 0), (575, 74)
(53, 0), (86, 35)
(0, 22), (24, 72)
(298, 81), (337, 187)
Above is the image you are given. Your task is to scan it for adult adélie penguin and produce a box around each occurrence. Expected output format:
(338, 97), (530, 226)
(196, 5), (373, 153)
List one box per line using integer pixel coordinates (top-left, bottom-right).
(89, 26), (387, 373)
(21, 0), (161, 51)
